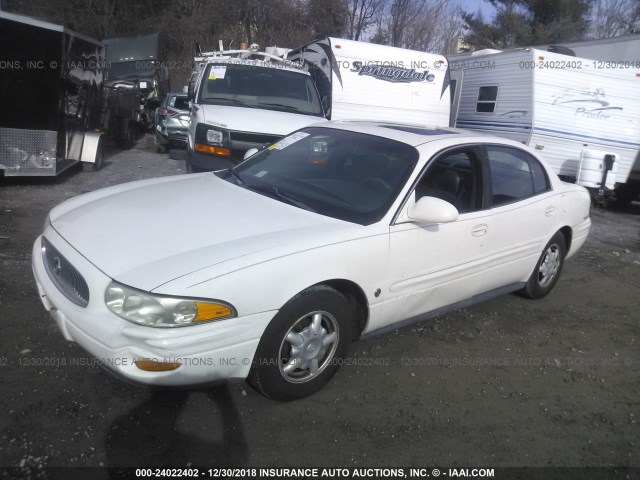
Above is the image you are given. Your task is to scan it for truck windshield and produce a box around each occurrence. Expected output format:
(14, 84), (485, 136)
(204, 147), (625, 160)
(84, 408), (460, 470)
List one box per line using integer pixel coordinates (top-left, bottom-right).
(107, 61), (156, 80)
(198, 63), (324, 117)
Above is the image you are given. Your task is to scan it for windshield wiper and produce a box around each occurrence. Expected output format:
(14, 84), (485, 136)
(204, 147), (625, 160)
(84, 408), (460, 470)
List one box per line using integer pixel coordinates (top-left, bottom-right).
(245, 183), (315, 212)
(258, 102), (303, 113)
(224, 168), (245, 186)
(206, 97), (254, 108)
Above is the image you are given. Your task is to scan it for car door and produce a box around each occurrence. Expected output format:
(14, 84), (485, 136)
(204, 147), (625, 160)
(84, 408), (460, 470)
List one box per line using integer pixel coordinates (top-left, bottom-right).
(383, 146), (491, 326)
(480, 144), (560, 290)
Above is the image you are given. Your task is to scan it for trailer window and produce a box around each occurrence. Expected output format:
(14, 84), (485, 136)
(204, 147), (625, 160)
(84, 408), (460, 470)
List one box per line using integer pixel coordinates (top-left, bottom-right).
(476, 86), (498, 113)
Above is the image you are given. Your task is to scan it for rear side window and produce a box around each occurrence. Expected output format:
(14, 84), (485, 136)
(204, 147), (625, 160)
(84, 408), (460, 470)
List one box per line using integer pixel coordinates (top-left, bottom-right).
(172, 96), (190, 110)
(476, 86), (498, 113)
(486, 146), (550, 207)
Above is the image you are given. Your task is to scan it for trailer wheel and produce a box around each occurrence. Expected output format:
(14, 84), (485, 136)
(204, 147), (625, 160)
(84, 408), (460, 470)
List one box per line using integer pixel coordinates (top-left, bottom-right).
(614, 182), (640, 207)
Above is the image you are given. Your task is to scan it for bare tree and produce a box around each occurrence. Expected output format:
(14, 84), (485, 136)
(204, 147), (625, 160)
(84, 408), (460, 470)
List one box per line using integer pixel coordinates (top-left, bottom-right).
(368, 0), (463, 53)
(591, 0), (640, 38)
(388, 0), (426, 47)
(346, 0), (388, 40)
(403, 0), (464, 52)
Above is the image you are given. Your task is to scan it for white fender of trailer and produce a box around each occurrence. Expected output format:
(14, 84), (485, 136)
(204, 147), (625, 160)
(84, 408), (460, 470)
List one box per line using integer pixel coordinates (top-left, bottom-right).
(80, 131), (104, 169)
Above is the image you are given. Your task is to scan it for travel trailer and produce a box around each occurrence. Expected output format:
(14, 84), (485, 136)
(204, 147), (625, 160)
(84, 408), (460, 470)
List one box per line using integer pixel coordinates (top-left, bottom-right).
(288, 37), (451, 126)
(449, 48), (640, 204)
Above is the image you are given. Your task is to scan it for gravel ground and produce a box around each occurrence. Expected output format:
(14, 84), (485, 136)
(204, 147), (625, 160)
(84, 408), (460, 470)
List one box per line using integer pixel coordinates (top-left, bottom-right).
(0, 136), (638, 476)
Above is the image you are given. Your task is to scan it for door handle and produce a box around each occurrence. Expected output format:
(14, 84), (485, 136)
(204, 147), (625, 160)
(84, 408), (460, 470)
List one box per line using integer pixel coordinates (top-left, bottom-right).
(471, 224), (488, 236)
(545, 206), (556, 217)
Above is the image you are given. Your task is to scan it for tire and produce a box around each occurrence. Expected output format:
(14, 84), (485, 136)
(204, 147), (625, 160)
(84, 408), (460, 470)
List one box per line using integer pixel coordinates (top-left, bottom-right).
(518, 232), (566, 299)
(248, 285), (353, 401)
(614, 182), (639, 207)
(115, 119), (135, 150)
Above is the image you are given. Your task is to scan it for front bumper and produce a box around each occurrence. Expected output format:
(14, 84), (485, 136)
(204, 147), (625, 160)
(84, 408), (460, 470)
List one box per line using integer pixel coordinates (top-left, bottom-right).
(31, 228), (276, 386)
(156, 123), (188, 146)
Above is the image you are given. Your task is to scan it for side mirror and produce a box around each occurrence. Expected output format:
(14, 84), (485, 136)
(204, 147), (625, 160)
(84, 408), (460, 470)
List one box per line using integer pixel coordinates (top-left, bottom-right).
(188, 80), (196, 100)
(408, 196), (459, 223)
(243, 148), (259, 160)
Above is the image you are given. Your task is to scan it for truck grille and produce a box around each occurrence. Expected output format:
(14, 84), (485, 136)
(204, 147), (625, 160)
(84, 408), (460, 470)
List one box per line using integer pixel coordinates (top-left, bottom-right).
(229, 131), (281, 155)
(41, 237), (90, 308)
(229, 131), (281, 145)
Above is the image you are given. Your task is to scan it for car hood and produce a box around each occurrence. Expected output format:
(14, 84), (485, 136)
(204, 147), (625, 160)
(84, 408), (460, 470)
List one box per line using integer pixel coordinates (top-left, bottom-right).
(201, 104), (326, 134)
(49, 174), (357, 292)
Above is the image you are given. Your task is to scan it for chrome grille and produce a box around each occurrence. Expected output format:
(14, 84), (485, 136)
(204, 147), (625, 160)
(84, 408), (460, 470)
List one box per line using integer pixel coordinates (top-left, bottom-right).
(41, 237), (89, 308)
(229, 131), (281, 144)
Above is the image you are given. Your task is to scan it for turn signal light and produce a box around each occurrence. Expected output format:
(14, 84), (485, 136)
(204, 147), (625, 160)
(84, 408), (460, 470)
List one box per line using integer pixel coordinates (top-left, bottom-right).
(135, 360), (181, 372)
(194, 144), (231, 157)
(194, 302), (232, 322)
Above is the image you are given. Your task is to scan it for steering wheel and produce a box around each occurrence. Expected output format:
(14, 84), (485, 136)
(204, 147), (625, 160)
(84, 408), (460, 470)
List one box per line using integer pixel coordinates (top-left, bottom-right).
(363, 177), (393, 191)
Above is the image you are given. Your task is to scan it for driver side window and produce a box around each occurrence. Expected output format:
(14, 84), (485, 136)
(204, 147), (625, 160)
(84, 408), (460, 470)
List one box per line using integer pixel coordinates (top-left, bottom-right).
(414, 149), (482, 214)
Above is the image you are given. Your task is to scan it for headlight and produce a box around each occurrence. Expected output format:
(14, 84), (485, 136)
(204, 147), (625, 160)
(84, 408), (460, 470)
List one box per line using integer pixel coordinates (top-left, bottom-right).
(196, 123), (228, 147)
(194, 123), (231, 157)
(105, 281), (236, 328)
(206, 129), (223, 144)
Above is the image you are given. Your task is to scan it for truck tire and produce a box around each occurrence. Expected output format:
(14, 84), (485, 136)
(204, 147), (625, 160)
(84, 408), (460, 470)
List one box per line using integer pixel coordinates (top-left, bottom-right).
(115, 119), (135, 150)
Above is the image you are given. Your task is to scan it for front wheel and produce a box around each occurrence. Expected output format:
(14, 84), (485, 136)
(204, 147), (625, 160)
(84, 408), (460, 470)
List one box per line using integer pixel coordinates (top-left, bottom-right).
(248, 285), (353, 401)
(518, 232), (566, 299)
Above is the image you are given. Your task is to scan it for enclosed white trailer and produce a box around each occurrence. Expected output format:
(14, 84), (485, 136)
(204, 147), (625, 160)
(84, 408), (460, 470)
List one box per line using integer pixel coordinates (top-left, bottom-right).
(288, 37), (451, 126)
(449, 48), (640, 203)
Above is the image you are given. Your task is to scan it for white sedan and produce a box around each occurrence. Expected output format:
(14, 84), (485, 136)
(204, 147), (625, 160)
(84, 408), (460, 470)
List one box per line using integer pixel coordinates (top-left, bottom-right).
(32, 122), (591, 400)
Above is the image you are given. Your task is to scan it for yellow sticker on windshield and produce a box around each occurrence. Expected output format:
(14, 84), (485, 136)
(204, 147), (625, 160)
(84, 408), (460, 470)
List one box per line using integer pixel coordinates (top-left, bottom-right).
(208, 66), (227, 81)
(270, 132), (310, 150)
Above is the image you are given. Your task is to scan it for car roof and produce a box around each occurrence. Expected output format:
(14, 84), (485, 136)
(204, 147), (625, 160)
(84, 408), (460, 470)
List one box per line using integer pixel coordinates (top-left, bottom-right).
(312, 120), (514, 148)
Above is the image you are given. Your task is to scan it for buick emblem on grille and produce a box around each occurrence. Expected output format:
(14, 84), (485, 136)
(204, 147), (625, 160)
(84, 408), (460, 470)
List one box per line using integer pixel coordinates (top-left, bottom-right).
(53, 257), (62, 275)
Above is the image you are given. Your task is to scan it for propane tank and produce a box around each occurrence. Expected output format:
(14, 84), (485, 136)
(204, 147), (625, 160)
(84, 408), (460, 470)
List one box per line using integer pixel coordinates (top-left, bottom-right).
(577, 149), (617, 189)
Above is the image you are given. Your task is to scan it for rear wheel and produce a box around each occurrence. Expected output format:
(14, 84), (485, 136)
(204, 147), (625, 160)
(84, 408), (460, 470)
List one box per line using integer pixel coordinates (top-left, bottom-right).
(248, 285), (352, 401)
(519, 232), (566, 299)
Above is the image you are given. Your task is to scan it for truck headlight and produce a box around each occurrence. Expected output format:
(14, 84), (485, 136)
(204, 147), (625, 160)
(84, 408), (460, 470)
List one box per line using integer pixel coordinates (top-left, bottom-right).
(194, 123), (231, 157)
(105, 281), (236, 327)
(206, 129), (224, 145)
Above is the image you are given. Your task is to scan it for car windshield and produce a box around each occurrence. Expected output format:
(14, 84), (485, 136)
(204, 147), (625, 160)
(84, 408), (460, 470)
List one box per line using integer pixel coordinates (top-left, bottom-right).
(227, 127), (419, 225)
(198, 63), (324, 117)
